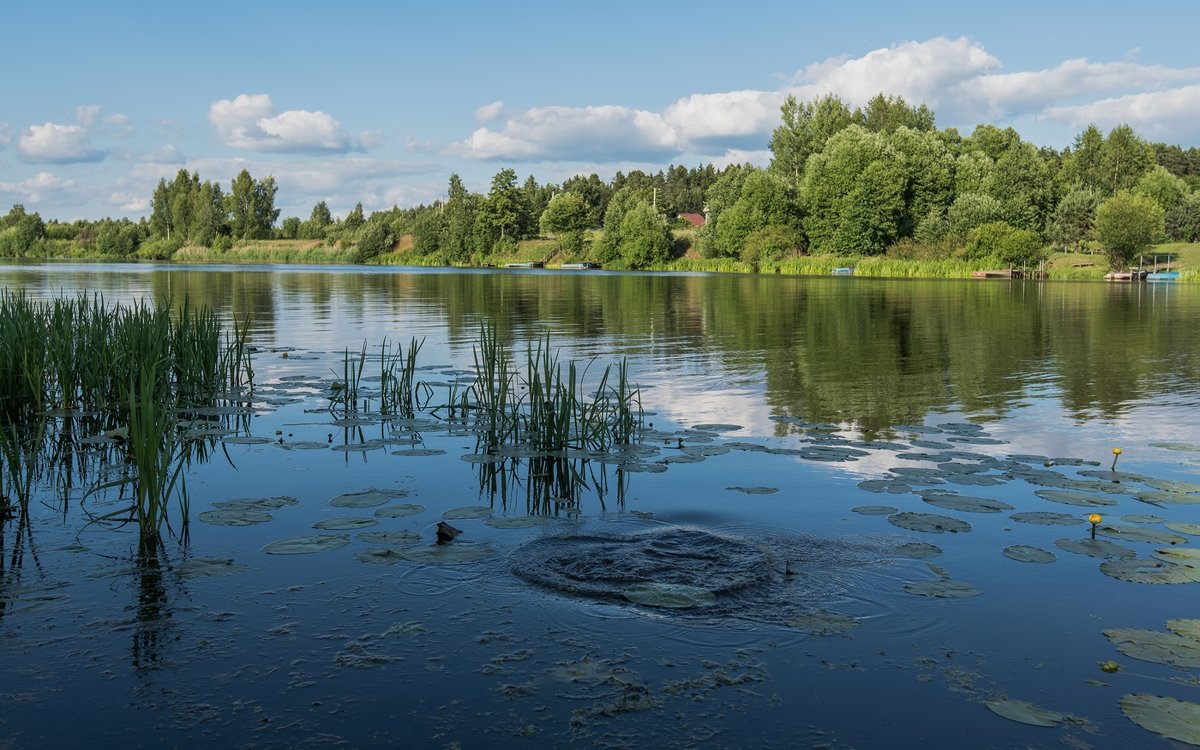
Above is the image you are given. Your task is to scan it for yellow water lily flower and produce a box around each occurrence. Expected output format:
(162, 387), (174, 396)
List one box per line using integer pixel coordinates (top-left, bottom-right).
(1088, 513), (1103, 525)
(1112, 447), (1122, 455)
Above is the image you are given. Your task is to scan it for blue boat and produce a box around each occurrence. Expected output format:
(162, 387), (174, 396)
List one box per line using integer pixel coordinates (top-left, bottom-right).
(1147, 271), (1180, 282)
(831, 267), (854, 275)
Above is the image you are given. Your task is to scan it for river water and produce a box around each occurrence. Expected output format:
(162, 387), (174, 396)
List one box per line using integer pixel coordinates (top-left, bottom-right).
(2, 261), (1199, 748)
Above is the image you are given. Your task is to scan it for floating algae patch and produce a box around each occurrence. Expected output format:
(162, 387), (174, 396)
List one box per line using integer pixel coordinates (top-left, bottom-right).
(509, 526), (893, 625)
(177, 558), (249, 579)
(985, 698), (1069, 727)
(1010, 511), (1083, 526)
(1003, 545), (1056, 563)
(330, 488), (407, 508)
(888, 512), (971, 534)
(313, 517), (379, 531)
(1105, 627), (1200, 668)
(374, 503), (425, 518)
(263, 535), (351, 555)
(1120, 694), (1200, 746)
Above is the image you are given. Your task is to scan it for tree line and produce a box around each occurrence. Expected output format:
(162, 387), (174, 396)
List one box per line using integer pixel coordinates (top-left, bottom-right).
(3, 92), (1200, 269)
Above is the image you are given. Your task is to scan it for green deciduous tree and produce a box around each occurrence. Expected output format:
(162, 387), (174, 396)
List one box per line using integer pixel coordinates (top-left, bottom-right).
(802, 125), (905, 254)
(1166, 192), (1200, 242)
(769, 94), (854, 187)
(1048, 188), (1100, 252)
(617, 202), (672, 268)
(963, 221), (1044, 266)
(1134, 166), (1189, 214)
(227, 170), (280, 240)
(1094, 192), (1164, 269)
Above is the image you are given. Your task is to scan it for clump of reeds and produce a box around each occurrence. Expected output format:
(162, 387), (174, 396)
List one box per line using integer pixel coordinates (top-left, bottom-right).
(0, 292), (253, 537)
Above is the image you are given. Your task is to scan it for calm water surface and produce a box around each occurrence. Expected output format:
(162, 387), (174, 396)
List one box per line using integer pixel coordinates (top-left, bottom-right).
(2, 261), (1200, 748)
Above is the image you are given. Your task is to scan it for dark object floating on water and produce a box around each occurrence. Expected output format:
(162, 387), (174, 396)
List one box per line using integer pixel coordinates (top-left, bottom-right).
(436, 521), (462, 545)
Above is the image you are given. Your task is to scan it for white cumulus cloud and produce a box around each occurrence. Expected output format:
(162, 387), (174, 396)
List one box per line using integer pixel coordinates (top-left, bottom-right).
(209, 93), (360, 153)
(0, 171), (77, 204)
(17, 122), (106, 163)
(474, 100), (506, 123)
(1042, 84), (1200, 142)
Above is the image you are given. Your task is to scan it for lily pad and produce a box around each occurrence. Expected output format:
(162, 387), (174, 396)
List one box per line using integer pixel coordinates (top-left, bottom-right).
(618, 462), (669, 473)
(330, 488), (407, 508)
(313, 516), (379, 531)
(1055, 538), (1137, 559)
(1003, 545), (1056, 563)
(443, 506), (493, 520)
(1168, 620), (1200, 639)
(1035, 489), (1119, 507)
(276, 440), (329, 450)
(1167, 522), (1200, 536)
(222, 436), (274, 445)
(1100, 558), (1200, 584)
(390, 448), (446, 457)
(1119, 694), (1200, 745)
(485, 516), (552, 529)
(919, 491), (1013, 513)
(895, 542), (943, 558)
(1142, 478), (1200, 494)
(374, 503), (426, 518)
(357, 530), (421, 545)
(197, 509), (273, 526)
(785, 610), (859, 635)
(858, 480), (913, 494)
(888, 511), (972, 534)
(1105, 628), (1200, 668)
(215, 496), (298, 510)
(461, 453), (505, 464)
(1150, 442), (1200, 452)
(623, 582), (717, 609)
(397, 544), (495, 564)
(1124, 514), (1166, 524)
(1138, 491), (1200, 505)
(355, 548), (408, 566)
(177, 557), (249, 579)
(682, 444), (731, 457)
(1152, 548), (1200, 568)
(691, 423), (742, 432)
(263, 535), (351, 555)
(852, 505), (898, 516)
(986, 698), (1067, 727)
(904, 564), (980, 598)
(1010, 512), (1082, 526)
(726, 486), (779, 495)
(1096, 525), (1189, 545)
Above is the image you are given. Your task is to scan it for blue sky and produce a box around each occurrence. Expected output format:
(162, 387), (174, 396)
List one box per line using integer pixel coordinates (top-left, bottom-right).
(3, 0), (1199, 221)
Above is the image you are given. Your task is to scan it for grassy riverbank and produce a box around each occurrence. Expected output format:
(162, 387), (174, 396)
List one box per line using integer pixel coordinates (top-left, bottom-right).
(14, 235), (1200, 281)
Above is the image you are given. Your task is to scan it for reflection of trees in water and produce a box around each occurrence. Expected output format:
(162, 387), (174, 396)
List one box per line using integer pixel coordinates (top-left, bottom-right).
(11, 267), (1200, 429)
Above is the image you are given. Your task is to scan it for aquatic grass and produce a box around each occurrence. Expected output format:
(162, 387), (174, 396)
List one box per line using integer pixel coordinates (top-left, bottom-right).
(377, 337), (429, 418)
(0, 292), (253, 538)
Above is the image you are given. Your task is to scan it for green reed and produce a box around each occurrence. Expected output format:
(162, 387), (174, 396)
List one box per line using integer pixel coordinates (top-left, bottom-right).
(0, 292), (253, 536)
